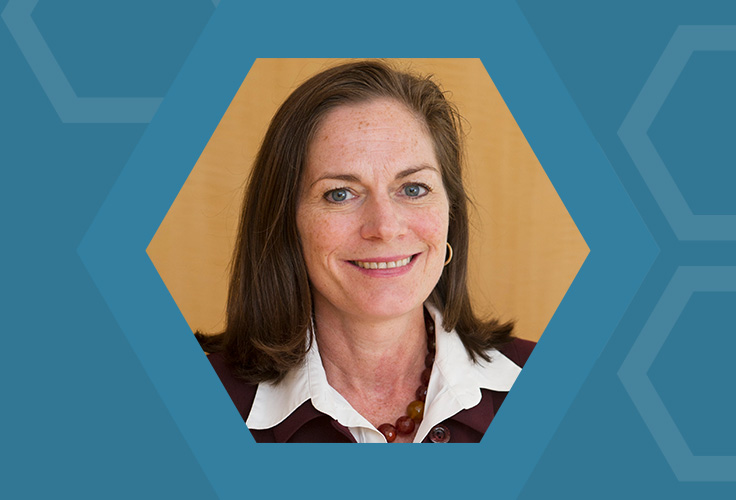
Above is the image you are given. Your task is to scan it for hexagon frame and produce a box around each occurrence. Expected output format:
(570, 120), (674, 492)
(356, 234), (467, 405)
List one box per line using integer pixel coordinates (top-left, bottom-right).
(145, 57), (589, 446)
(619, 266), (736, 481)
(618, 25), (736, 241)
(1, 0), (219, 123)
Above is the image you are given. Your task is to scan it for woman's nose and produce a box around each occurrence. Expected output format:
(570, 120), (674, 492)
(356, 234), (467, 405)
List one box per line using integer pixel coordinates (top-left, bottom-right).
(359, 195), (405, 241)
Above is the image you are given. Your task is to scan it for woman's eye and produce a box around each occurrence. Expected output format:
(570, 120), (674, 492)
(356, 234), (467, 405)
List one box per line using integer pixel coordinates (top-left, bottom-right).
(325, 188), (354, 203)
(403, 184), (428, 197)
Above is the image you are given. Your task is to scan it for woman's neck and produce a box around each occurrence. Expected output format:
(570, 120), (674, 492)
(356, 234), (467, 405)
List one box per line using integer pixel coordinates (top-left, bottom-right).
(313, 302), (428, 434)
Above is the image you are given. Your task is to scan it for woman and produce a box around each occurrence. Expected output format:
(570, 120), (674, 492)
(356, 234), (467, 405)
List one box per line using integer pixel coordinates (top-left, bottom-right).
(199, 60), (535, 443)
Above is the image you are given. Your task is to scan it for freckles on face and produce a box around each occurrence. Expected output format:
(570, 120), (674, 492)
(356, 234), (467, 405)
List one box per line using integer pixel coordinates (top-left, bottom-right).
(296, 98), (450, 320)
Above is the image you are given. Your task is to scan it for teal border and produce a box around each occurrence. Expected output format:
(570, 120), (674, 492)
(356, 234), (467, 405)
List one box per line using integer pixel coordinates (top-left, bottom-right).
(75, 1), (656, 498)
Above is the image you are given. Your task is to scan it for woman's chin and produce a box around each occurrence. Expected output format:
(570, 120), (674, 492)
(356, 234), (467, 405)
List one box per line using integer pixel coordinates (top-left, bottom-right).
(345, 297), (427, 322)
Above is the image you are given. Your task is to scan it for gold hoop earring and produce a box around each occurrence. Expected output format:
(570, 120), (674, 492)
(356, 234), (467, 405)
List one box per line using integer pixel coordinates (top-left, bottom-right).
(444, 242), (453, 266)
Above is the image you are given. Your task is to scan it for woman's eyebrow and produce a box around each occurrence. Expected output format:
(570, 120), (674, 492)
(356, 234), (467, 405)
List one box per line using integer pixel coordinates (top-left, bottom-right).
(311, 165), (438, 187)
(310, 173), (361, 187)
(395, 165), (438, 179)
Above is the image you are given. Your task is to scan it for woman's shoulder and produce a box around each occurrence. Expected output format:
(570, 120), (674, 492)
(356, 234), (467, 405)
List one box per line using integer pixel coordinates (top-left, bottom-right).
(496, 337), (536, 368)
(206, 352), (259, 420)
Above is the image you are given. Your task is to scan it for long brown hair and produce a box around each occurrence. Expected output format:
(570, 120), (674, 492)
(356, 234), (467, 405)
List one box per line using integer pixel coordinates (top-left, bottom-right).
(198, 60), (513, 382)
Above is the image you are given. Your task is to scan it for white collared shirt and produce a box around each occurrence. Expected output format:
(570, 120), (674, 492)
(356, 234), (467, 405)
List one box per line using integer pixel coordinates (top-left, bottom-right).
(246, 303), (521, 443)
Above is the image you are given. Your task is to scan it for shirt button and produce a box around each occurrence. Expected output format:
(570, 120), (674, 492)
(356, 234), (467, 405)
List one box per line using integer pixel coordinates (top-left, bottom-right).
(429, 425), (451, 443)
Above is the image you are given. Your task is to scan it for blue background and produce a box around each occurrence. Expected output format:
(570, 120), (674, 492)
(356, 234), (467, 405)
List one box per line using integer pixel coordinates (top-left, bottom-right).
(2, 0), (734, 498)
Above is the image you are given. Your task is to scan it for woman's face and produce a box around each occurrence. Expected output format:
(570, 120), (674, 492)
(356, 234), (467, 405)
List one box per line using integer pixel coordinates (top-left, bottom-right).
(297, 98), (450, 323)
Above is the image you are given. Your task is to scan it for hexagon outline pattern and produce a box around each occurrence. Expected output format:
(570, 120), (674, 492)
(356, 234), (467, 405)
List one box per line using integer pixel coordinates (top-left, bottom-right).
(1, 0), (219, 123)
(618, 266), (736, 482)
(618, 25), (736, 241)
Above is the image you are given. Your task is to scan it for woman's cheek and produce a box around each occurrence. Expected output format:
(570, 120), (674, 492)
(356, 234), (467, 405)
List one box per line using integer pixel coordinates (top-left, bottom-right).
(301, 209), (350, 263)
(412, 205), (449, 240)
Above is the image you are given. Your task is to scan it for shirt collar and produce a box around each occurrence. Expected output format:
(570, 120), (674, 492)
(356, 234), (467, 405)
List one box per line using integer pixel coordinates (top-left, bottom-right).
(246, 303), (521, 436)
(414, 303), (520, 439)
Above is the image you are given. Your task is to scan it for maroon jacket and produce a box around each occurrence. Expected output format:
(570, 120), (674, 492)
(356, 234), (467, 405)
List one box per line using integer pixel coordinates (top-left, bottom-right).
(208, 337), (536, 443)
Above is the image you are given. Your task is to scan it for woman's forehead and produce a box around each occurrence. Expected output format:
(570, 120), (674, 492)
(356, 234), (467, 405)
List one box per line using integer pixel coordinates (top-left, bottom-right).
(305, 99), (437, 178)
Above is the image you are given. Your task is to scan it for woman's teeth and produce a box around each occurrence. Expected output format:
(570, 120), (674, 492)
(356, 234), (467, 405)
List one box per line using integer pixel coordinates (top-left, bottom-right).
(353, 256), (412, 269)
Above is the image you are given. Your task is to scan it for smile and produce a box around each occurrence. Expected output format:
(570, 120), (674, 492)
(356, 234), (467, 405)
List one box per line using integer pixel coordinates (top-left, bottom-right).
(351, 256), (414, 270)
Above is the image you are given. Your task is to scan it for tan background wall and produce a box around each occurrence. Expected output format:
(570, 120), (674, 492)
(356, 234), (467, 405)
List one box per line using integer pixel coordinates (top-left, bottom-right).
(147, 58), (588, 342)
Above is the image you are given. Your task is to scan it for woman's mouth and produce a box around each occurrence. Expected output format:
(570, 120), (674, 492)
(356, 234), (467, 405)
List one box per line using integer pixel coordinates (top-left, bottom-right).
(350, 255), (415, 270)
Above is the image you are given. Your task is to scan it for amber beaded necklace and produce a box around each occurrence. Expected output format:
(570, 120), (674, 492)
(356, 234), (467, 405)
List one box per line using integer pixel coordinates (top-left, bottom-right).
(377, 308), (435, 443)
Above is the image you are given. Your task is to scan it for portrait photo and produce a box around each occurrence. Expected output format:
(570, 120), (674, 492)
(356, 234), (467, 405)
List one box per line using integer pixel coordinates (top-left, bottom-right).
(147, 58), (588, 443)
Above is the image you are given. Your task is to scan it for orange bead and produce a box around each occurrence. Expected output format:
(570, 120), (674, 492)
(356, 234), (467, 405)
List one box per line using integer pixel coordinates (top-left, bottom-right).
(407, 400), (425, 421)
